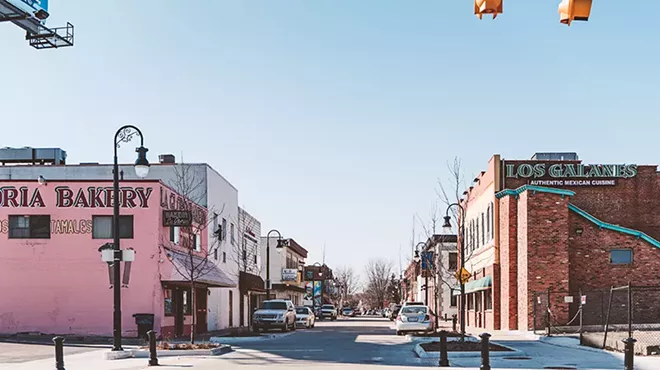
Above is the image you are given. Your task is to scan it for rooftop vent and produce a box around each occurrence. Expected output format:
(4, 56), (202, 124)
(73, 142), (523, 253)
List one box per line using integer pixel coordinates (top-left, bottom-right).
(531, 152), (579, 161)
(159, 154), (175, 164)
(0, 147), (66, 165)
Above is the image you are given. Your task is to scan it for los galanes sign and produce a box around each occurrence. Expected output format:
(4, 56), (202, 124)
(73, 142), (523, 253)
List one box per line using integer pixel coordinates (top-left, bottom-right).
(506, 163), (638, 186)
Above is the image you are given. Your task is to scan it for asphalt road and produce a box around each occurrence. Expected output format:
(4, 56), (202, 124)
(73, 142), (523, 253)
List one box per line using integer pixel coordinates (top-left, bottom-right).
(218, 316), (427, 368)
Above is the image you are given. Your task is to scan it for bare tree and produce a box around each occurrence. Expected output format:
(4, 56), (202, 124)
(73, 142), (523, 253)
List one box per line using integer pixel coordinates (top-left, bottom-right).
(159, 163), (223, 344)
(435, 157), (474, 339)
(364, 259), (394, 309)
(334, 266), (360, 310)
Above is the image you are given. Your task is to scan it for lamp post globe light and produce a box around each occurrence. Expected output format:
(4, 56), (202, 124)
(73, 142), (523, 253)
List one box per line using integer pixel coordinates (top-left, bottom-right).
(265, 229), (285, 299)
(111, 125), (149, 351)
(442, 203), (466, 338)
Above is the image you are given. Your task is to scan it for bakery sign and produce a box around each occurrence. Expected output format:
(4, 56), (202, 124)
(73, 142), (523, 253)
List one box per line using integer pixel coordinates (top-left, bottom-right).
(506, 163), (637, 186)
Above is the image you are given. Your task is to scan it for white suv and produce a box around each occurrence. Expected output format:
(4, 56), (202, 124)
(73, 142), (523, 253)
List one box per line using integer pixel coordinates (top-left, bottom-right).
(252, 299), (297, 332)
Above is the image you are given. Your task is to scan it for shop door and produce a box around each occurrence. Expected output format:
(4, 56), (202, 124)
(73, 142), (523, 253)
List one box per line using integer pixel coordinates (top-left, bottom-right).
(229, 291), (234, 327)
(175, 289), (184, 337)
(196, 288), (207, 334)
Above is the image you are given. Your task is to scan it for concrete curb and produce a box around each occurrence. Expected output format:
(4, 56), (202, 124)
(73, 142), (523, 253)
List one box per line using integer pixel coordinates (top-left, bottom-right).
(539, 336), (610, 354)
(413, 342), (525, 359)
(103, 344), (232, 360)
(406, 335), (479, 343)
(210, 331), (295, 344)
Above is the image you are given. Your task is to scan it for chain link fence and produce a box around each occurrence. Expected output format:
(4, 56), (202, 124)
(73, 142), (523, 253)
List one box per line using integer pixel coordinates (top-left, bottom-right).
(533, 286), (660, 356)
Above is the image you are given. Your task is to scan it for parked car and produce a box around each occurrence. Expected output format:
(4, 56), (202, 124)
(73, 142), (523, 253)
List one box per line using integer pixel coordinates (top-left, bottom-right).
(382, 308), (390, 318)
(320, 304), (338, 320)
(295, 306), (315, 329)
(402, 301), (425, 307)
(395, 305), (434, 336)
(342, 307), (355, 317)
(388, 305), (402, 321)
(252, 299), (297, 332)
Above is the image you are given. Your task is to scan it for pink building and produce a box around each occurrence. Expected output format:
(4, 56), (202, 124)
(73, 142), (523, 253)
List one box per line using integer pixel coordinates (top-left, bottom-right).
(0, 180), (234, 338)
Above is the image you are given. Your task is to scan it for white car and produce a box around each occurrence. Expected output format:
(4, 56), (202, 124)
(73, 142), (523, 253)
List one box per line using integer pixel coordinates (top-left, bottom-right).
(395, 305), (435, 336)
(402, 301), (425, 307)
(295, 307), (315, 328)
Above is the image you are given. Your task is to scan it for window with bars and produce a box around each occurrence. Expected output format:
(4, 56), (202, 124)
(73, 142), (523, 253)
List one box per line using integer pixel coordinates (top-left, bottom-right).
(8, 215), (50, 239)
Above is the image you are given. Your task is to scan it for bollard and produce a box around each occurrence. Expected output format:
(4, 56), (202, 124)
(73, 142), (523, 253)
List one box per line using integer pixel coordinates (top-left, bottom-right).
(452, 316), (457, 332)
(479, 333), (491, 370)
(53, 336), (65, 370)
(147, 330), (159, 366)
(623, 337), (636, 370)
(438, 330), (450, 367)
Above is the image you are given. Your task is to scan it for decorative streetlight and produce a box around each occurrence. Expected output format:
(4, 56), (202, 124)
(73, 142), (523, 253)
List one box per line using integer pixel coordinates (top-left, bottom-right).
(265, 229), (285, 299)
(111, 125), (149, 351)
(442, 203), (466, 338)
(414, 241), (428, 305)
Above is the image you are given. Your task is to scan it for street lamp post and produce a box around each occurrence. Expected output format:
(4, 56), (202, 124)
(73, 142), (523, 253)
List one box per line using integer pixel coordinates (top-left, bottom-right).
(442, 203), (466, 338)
(414, 242), (429, 306)
(265, 230), (285, 299)
(112, 125), (149, 351)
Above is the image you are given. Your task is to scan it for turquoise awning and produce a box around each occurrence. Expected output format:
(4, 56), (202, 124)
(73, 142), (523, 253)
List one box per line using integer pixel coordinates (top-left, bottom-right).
(452, 275), (492, 296)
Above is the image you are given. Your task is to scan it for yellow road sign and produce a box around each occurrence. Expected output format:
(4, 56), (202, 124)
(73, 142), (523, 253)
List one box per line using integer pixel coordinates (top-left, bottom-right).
(455, 267), (471, 284)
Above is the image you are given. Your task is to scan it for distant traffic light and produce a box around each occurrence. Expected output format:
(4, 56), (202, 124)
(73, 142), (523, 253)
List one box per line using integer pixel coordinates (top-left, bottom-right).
(474, 0), (503, 20)
(558, 0), (593, 26)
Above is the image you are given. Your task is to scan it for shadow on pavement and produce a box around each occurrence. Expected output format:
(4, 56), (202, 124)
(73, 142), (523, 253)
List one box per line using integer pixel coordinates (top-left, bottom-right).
(224, 318), (427, 367)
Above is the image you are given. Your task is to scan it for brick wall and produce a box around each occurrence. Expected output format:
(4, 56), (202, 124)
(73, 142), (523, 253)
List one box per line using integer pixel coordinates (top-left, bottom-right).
(516, 191), (530, 331)
(517, 191), (571, 330)
(505, 164), (660, 241)
(499, 195), (518, 330)
(568, 213), (660, 290)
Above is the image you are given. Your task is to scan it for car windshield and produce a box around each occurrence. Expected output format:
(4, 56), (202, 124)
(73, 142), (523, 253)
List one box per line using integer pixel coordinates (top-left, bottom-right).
(261, 302), (287, 310)
(401, 306), (428, 314)
(322, 305), (334, 309)
(343, 308), (352, 311)
(296, 308), (309, 314)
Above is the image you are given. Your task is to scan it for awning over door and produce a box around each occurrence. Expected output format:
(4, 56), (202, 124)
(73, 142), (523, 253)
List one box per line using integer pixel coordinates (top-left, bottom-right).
(452, 275), (492, 296)
(162, 249), (236, 288)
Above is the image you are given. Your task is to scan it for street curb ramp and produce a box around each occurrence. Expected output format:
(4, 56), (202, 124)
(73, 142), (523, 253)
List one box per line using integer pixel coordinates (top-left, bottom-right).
(413, 342), (525, 359)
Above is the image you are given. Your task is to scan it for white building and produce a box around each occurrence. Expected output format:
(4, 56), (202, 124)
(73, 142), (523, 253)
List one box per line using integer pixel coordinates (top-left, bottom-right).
(409, 234), (459, 320)
(260, 236), (308, 306)
(0, 148), (242, 332)
(235, 207), (265, 327)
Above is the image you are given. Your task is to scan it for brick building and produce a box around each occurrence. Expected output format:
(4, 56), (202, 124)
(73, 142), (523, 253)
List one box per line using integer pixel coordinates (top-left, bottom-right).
(459, 153), (660, 331)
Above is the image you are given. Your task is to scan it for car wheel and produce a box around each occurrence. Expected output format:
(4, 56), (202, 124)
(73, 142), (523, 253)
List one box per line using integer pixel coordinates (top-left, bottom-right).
(396, 331), (402, 336)
(291, 319), (297, 331)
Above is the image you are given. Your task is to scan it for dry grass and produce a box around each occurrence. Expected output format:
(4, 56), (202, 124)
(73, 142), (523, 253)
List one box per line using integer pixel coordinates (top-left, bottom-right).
(157, 342), (220, 350)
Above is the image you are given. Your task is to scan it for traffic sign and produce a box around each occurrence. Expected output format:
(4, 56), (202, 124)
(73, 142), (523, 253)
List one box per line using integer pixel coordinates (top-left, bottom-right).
(455, 267), (471, 284)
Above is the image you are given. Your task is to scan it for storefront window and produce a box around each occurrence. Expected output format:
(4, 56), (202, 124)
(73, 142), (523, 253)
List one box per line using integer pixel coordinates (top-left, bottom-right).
(475, 291), (482, 312)
(467, 293), (474, 310)
(485, 290), (493, 310)
(450, 290), (457, 307)
(164, 289), (173, 315)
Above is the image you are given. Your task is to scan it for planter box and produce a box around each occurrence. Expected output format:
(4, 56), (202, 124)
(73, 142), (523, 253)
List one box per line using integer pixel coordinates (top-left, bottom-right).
(104, 345), (232, 360)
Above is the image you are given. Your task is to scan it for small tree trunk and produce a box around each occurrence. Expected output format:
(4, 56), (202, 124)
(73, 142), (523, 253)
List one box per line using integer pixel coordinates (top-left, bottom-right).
(191, 280), (196, 344)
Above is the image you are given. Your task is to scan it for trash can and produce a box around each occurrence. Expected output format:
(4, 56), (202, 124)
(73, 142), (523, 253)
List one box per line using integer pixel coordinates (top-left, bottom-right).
(132, 313), (155, 339)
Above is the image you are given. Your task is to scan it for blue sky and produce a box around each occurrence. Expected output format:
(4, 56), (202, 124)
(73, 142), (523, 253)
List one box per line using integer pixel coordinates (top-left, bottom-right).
(1, 1), (658, 280)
